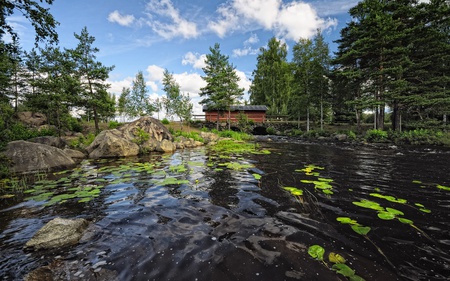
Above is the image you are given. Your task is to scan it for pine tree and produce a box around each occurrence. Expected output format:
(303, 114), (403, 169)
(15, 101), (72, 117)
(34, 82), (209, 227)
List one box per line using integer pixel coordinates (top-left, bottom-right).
(71, 27), (115, 133)
(200, 43), (243, 130)
(128, 71), (154, 118)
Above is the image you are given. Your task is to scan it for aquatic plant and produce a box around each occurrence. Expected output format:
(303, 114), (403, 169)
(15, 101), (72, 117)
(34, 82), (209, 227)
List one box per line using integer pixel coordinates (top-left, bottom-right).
(295, 164), (334, 195)
(307, 244), (366, 281)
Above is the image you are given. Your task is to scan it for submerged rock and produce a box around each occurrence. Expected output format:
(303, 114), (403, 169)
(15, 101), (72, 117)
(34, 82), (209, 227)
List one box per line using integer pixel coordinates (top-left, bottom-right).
(24, 217), (89, 251)
(4, 141), (76, 174)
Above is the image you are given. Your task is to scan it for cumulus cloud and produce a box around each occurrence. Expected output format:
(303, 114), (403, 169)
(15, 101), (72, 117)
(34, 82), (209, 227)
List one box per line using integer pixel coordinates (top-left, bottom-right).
(209, 0), (338, 41)
(144, 0), (199, 40)
(107, 76), (134, 94)
(182, 52), (207, 69)
(108, 10), (135, 26)
(233, 33), (260, 57)
(146, 65), (165, 82)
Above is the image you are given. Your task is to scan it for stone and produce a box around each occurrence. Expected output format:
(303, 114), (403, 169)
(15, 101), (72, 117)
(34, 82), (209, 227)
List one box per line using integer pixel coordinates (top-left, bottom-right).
(335, 134), (348, 141)
(24, 217), (89, 250)
(17, 112), (47, 127)
(200, 131), (219, 144)
(86, 129), (140, 158)
(4, 141), (76, 174)
(62, 148), (86, 161)
(29, 136), (66, 149)
(87, 116), (174, 158)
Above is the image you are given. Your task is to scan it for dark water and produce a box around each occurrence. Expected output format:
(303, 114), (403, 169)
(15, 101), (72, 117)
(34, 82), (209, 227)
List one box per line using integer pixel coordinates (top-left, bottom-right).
(0, 141), (449, 281)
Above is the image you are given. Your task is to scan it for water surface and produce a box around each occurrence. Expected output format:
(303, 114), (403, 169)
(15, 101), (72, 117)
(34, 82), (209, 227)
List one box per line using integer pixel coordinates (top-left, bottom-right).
(0, 141), (449, 280)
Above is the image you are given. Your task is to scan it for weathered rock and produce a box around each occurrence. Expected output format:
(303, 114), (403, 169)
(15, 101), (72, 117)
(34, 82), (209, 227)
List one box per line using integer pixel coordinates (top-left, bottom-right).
(62, 148), (86, 161)
(17, 112), (47, 127)
(86, 129), (140, 158)
(24, 217), (89, 250)
(4, 141), (76, 174)
(157, 139), (176, 152)
(86, 116), (174, 158)
(29, 136), (66, 149)
(335, 134), (348, 141)
(200, 131), (219, 144)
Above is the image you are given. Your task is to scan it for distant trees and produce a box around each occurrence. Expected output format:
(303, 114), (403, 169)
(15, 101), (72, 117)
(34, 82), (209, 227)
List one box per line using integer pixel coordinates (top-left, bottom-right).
(200, 43), (244, 130)
(332, 0), (450, 131)
(162, 69), (193, 128)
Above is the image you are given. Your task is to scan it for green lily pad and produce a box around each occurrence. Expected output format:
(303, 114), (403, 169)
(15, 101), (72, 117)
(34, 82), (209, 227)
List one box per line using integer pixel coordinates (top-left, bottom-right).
(329, 252), (346, 264)
(252, 174), (262, 180)
(308, 245), (325, 261)
(336, 217), (358, 225)
(398, 218), (414, 224)
(437, 184), (450, 191)
(283, 187), (303, 196)
(351, 225), (371, 235)
(377, 211), (396, 220)
(352, 199), (384, 211)
(332, 263), (355, 277)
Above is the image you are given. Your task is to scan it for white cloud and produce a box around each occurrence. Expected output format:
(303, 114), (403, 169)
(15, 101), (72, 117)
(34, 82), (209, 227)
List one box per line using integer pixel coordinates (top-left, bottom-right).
(233, 34), (260, 57)
(173, 72), (206, 97)
(146, 65), (165, 82)
(235, 70), (251, 94)
(209, 0), (338, 41)
(144, 0), (199, 39)
(182, 52), (207, 69)
(107, 10), (135, 26)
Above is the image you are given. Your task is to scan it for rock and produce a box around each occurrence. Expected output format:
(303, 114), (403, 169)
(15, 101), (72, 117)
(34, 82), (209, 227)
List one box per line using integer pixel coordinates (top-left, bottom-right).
(200, 131), (219, 144)
(335, 134), (348, 141)
(4, 141), (76, 174)
(24, 217), (89, 251)
(87, 116), (174, 158)
(157, 139), (176, 152)
(62, 148), (86, 161)
(17, 112), (47, 127)
(86, 129), (140, 158)
(29, 136), (66, 149)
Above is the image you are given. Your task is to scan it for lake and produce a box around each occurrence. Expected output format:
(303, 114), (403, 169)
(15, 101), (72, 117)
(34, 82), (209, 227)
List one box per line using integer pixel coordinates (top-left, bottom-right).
(0, 139), (449, 280)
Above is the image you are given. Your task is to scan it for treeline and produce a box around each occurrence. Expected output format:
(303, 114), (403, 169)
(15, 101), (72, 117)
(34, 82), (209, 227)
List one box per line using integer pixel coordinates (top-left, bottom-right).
(250, 0), (449, 132)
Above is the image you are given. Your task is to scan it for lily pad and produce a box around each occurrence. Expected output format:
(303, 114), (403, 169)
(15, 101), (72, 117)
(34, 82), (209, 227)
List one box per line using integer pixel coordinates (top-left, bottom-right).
(308, 245), (325, 261)
(437, 184), (450, 191)
(336, 217), (358, 225)
(252, 173), (262, 180)
(352, 199), (384, 211)
(398, 218), (414, 224)
(283, 187), (303, 196)
(332, 263), (355, 277)
(329, 252), (346, 264)
(351, 225), (371, 236)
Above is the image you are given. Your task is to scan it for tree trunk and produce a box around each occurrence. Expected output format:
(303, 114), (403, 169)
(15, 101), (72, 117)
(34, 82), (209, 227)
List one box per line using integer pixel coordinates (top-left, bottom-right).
(320, 99), (324, 131)
(93, 105), (100, 134)
(355, 108), (361, 134)
(306, 107), (310, 132)
(392, 100), (401, 132)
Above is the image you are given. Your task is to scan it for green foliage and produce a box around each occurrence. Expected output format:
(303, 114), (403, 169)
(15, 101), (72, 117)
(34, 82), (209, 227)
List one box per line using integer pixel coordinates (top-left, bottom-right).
(161, 118), (170, 125)
(108, 120), (122, 129)
(172, 130), (204, 143)
(365, 129), (388, 143)
(217, 130), (253, 141)
(266, 127), (276, 135)
(132, 128), (150, 145)
(69, 133), (95, 149)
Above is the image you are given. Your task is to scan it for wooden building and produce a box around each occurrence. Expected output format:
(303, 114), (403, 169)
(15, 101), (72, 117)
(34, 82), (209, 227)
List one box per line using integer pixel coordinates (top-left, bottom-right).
(203, 105), (268, 123)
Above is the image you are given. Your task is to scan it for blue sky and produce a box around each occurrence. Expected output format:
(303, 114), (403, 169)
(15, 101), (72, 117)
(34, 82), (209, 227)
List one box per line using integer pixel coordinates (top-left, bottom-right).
(11, 0), (362, 117)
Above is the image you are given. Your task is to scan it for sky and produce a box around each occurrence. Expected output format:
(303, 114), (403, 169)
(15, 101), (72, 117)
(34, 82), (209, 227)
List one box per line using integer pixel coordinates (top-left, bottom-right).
(9, 0), (363, 118)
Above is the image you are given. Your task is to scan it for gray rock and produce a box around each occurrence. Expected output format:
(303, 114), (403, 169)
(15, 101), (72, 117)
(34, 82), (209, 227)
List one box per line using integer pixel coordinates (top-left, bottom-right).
(62, 148), (86, 161)
(4, 141), (76, 174)
(335, 134), (348, 141)
(17, 111), (47, 127)
(200, 131), (219, 144)
(86, 129), (140, 158)
(87, 116), (174, 158)
(24, 217), (89, 250)
(29, 136), (66, 149)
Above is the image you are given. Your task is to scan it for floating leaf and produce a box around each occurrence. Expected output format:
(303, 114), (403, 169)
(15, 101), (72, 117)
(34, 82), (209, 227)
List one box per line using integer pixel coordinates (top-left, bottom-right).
(0, 194), (15, 199)
(252, 173), (262, 180)
(398, 218), (414, 224)
(412, 180), (422, 184)
(336, 217), (358, 225)
(350, 275), (366, 281)
(308, 245), (325, 261)
(332, 263), (355, 277)
(419, 208), (431, 213)
(329, 252), (346, 264)
(352, 200), (384, 211)
(370, 193), (407, 204)
(386, 207), (404, 216)
(351, 225), (371, 235)
(283, 187), (303, 196)
(437, 184), (450, 191)
(414, 203), (425, 208)
(377, 211), (396, 220)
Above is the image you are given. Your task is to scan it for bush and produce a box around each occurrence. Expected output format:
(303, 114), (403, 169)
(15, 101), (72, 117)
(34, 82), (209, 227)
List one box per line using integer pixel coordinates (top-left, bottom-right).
(66, 116), (82, 132)
(266, 127), (276, 135)
(217, 130), (253, 141)
(108, 120), (122, 129)
(161, 118), (170, 125)
(365, 129), (388, 143)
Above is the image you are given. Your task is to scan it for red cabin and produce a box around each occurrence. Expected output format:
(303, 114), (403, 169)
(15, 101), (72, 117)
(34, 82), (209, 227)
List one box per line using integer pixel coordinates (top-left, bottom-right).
(203, 105), (268, 123)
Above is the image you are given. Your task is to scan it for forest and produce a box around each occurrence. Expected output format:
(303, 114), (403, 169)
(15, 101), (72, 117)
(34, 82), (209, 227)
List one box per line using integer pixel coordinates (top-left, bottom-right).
(0, 0), (449, 151)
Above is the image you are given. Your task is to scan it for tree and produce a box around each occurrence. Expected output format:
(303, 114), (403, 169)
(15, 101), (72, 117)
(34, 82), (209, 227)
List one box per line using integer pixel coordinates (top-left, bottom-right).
(249, 37), (292, 115)
(71, 27), (115, 133)
(117, 87), (130, 122)
(128, 71), (154, 118)
(0, 0), (58, 44)
(162, 69), (181, 120)
(200, 43), (244, 130)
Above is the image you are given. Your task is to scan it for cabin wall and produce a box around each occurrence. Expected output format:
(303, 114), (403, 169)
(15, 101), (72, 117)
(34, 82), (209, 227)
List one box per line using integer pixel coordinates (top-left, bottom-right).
(204, 111), (266, 123)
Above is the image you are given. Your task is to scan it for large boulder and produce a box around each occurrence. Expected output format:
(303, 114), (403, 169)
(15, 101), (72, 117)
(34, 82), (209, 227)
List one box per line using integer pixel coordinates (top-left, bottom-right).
(4, 141), (76, 174)
(17, 112), (47, 127)
(24, 217), (89, 251)
(86, 129), (140, 158)
(86, 116), (174, 158)
(29, 136), (66, 149)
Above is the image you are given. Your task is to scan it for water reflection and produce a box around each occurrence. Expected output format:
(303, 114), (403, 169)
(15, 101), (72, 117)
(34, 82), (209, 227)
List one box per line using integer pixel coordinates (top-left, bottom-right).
(0, 143), (449, 280)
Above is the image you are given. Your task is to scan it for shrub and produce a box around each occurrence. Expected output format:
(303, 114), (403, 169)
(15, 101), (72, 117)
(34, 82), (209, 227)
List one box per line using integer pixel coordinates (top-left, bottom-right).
(133, 128), (150, 145)
(365, 129), (388, 142)
(217, 130), (253, 141)
(161, 118), (170, 125)
(347, 130), (357, 140)
(266, 127), (276, 135)
(108, 120), (122, 129)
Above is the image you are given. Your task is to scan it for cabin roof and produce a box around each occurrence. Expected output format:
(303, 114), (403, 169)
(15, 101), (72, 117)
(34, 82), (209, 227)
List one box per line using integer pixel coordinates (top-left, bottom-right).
(202, 105), (268, 112)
